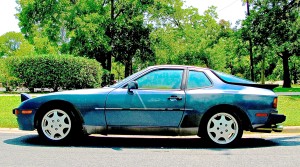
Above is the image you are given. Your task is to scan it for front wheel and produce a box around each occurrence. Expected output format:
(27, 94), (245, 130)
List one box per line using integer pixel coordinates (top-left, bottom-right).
(201, 112), (243, 146)
(37, 108), (76, 143)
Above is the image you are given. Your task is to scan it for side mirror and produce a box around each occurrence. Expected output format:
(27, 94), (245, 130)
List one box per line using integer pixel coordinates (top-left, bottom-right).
(128, 81), (138, 93)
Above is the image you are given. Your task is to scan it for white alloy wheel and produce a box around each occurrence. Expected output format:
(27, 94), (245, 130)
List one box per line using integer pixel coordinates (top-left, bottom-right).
(41, 109), (72, 141)
(206, 112), (239, 145)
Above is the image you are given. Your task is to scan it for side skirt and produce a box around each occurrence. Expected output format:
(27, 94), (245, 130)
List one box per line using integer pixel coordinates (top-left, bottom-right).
(83, 125), (198, 136)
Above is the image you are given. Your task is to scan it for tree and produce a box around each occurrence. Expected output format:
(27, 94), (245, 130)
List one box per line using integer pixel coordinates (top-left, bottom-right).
(242, 0), (300, 87)
(244, 0), (255, 81)
(108, 0), (154, 77)
(150, 4), (233, 70)
(17, 0), (154, 78)
(0, 32), (34, 57)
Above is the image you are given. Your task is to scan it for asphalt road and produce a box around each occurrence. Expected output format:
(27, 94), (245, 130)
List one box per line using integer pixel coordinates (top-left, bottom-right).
(1, 131), (300, 167)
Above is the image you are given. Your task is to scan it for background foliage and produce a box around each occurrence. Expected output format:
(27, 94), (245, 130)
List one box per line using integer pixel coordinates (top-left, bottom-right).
(241, 0), (300, 87)
(0, 32), (34, 57)
(0, 0), (299, 90)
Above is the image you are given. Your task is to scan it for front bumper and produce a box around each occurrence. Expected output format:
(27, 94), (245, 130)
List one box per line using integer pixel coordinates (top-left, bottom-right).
(252, 113), (286, 133)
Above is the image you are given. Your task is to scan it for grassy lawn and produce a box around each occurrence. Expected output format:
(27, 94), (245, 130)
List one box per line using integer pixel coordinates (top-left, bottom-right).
(274, 84), (300, 92)
(0, 96), (20, 128)
(278, 96), (300, 126)
(0, 95), (299, 128)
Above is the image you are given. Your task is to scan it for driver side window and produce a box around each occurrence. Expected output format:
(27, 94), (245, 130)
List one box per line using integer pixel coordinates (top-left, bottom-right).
(136, 69), (183, 90)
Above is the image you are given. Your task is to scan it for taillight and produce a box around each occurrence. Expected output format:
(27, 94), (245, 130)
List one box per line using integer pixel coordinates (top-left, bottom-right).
(273, 97), (278, 108)
(14, 109), (19, 115)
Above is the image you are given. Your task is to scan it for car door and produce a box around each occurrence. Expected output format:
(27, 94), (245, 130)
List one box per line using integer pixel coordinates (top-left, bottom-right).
(105, 68), (186, 127)
(184, 70), (214, 115)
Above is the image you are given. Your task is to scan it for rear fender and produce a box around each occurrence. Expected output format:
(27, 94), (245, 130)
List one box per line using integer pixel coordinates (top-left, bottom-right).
(199, 104), (252, 135)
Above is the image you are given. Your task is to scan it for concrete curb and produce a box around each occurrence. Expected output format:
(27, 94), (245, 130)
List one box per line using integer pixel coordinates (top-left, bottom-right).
(276, 92), (300, 96)
(281, 126), (300, 133)
(0, 128), (37, 134)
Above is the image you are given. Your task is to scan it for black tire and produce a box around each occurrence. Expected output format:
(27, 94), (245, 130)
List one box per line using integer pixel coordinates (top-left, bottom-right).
(37, 106), (82, 144)
(200, 111), (243, 147)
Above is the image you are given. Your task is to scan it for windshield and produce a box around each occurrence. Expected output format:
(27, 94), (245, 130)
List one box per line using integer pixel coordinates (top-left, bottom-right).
(213, 70), (254, 84)
(110, 68), (148, 88)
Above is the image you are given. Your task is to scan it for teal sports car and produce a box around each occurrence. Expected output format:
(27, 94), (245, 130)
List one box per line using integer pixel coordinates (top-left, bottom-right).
(13, 65), (286, 146)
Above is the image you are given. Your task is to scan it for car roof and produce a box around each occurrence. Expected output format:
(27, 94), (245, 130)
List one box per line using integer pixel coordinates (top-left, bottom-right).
(147, 65), (210, 71)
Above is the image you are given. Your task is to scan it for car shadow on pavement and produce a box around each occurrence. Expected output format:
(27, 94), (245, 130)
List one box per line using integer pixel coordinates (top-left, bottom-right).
(4, 134), (300, 149)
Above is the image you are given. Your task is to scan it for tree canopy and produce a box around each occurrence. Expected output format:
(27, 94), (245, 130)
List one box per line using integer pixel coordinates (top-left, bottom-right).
(0, 32), (34, 57)
(242, 0), (300, 87)
(0, 0), (296, 88)
(17, 0), (154, 78)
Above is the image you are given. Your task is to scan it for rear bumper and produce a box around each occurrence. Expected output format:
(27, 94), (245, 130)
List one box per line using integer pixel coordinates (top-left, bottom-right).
(266, 113), (286, 125)
(252, 113), (286, 133)
(12, 108), (35, 131)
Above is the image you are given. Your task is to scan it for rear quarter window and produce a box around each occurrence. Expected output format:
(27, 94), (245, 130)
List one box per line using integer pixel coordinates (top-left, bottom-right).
(187, 71), (212, 89)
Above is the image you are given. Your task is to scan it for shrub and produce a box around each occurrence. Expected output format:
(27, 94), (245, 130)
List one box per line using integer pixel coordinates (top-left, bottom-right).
(0, 58), (20, 91)
(6, 54), (102, 92)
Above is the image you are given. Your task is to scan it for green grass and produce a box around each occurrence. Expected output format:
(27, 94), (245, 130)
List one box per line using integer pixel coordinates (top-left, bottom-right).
(278, 96), (300, 126)
(0, 95), (299, 128)
(0, 96), (20, 128)
(274, 84), (300, 92)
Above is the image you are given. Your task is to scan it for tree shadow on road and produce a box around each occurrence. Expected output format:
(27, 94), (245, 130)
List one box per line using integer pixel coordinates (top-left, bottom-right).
(4, 134), (300, 149)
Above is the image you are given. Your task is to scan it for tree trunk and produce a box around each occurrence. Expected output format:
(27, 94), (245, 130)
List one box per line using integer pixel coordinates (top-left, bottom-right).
(247, 0), (255, 81)
(282, 53), (291, 88)
(261, 55), (265, 84)
(95, 54), (107, 70)
(107, 0), (114, 73)
(124, 58), (132, 77)
(124, 60), (130, 77)
(106, 51), (112, 72)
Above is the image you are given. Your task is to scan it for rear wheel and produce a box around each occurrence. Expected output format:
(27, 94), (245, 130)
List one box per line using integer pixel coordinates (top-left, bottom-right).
(201, 112), (243, 146)
(37, 107), (80, 144)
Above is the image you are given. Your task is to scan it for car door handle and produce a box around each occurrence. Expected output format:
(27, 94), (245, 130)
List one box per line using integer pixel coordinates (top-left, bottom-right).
(168, 96), (182, 101)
